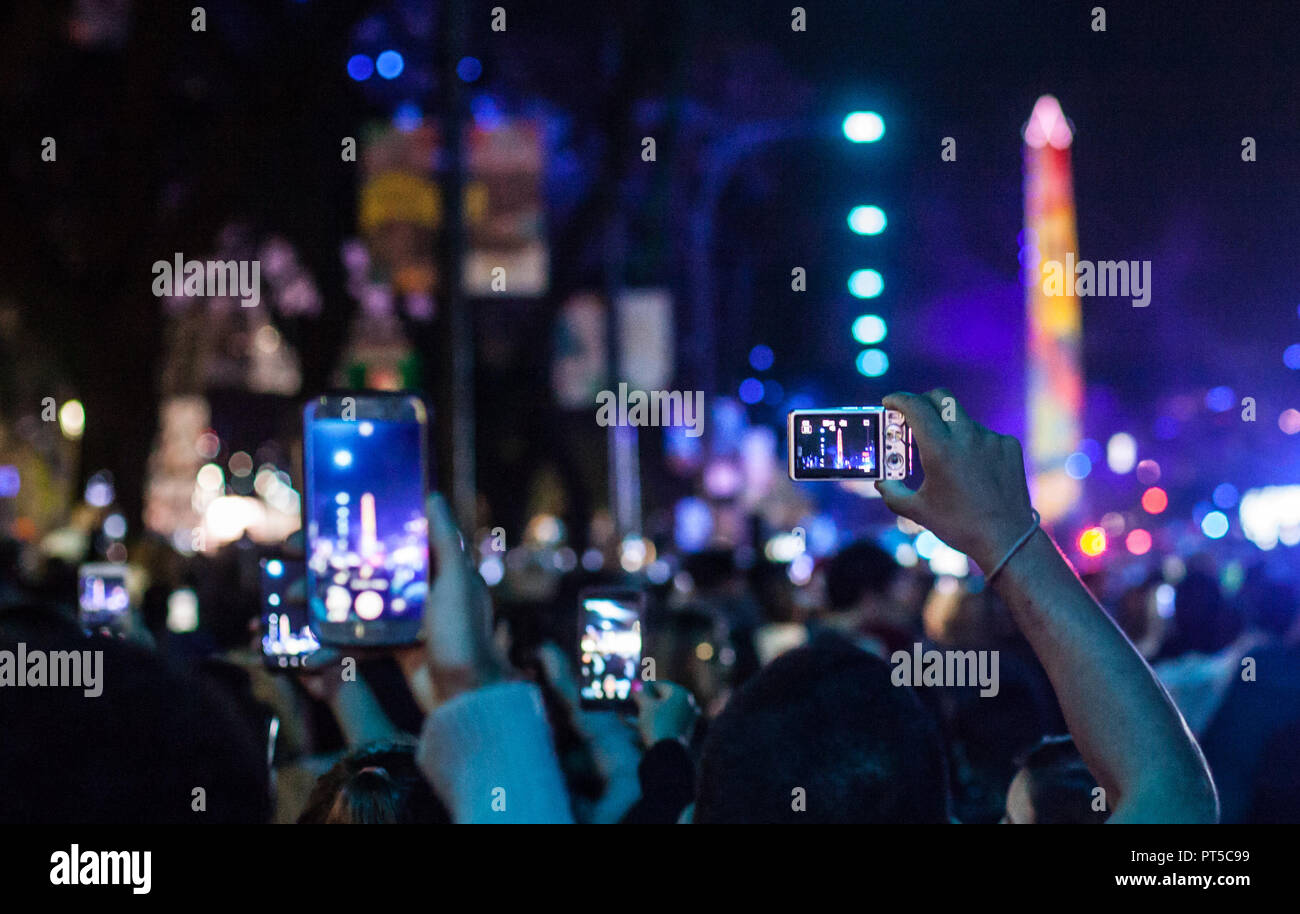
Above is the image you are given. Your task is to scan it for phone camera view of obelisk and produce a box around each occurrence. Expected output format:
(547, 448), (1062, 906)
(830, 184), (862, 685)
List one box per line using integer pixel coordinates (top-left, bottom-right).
(306, 418), (428, 628)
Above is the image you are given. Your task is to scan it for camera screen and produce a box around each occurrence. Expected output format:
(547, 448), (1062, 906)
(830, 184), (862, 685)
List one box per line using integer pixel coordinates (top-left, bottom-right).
(792, 412), (881, 479)
(78, 567), (130, 630)
(305, 417), (428, 630)
(579, 595), (643, 704)
(261, 559), (319, 666)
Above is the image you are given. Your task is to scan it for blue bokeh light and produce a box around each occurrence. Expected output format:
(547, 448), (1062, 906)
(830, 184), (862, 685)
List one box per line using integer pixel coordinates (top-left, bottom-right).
(1201, 511), (1229, 539)
(457, 56), (483, 82)
(739, 378), (764, 404)
(1212, 483), (1239, 509)
(856, 349), (889, 377)
(347, 54), (374, 81)
(848, 269), (884, 299)
(1064, 452), (1092, 479)
(1205, 385), (1234, 412)
(851, 314), (887, 345)
(842, 111), (885, 143)
(376, 50), (404, 79)
(848, 205), (887, 236)
(394, 101), (422, 132)
(749, 344), (774, 371)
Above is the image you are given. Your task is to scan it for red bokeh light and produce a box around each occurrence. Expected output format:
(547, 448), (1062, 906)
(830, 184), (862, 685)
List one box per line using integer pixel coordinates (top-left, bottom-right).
(1141, 487), (1168, 514)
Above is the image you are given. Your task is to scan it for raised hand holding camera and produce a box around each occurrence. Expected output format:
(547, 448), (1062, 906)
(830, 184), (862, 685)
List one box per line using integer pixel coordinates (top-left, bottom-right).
(871, 389), (1038, 575)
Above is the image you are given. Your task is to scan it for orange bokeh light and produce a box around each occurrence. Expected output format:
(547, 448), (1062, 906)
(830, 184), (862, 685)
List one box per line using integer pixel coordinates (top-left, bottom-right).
(1141, 487), (1168, 514)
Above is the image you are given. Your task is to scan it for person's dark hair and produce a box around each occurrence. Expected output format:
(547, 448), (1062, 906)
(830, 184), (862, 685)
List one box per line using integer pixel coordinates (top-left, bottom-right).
(0, 606), (270, 823)
(1161, 570), (1239, 658)
(1014, 736), (1106, 824)
(298, 742), (450, 824)
(695, 633), (949, 823)
(824, 539), (898, 612)
(1112, 575), (1161, 646)
(750, 560), (796, 624)
(681, 549), (738, 593)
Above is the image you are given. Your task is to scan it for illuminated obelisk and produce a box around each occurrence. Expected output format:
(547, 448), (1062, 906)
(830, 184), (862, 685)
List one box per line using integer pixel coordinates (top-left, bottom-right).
(1022, 95), (1083, 524)
(359, 492), (378, 557)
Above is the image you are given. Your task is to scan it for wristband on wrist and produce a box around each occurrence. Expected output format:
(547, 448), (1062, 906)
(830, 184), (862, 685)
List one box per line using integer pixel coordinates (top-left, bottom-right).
(985, 509), (1041, 584)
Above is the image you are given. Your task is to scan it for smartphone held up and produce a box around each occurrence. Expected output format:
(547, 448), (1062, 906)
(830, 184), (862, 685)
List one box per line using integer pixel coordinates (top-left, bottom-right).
(77, 562), (131, 637)
(302, 393), (431, 647)
(578, 588), (646, 711)
(259, 557), (319, 670)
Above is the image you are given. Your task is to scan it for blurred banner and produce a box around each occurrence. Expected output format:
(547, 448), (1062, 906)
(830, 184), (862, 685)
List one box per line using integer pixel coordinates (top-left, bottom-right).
(359, 124), (441, 298)
(551, 289), (675, 408)
(616, 287), (674, 390)
(1021, 95), (1083, 524)
(552, 294), (606, 409)
(464, 120), (548, 297)
(359, 119), (547, 301)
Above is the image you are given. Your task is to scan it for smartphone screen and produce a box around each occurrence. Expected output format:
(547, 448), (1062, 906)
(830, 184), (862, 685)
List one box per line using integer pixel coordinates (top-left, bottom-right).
(303, 393), (430, 646)
(578, 589), (645, 710)
(78, 563), (130, 635)
(260, 557), (319, 669)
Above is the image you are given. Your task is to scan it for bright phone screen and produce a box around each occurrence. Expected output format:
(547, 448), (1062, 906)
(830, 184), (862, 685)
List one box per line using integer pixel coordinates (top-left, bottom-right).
(261, 559), (319, 667)
(78, 565), (130, 631)
(304, 415), (428, 632)
(579, 593), (643, 705)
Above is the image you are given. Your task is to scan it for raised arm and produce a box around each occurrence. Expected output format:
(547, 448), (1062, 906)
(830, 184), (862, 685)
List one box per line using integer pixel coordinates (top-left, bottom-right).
(297, 650), (403, 749)
(413, 494), (574, 823)
(875, 389), (1218, 823)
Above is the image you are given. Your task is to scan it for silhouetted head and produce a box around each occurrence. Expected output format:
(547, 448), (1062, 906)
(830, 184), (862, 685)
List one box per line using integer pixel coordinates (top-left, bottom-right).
(0, 605), (270, 823)
(1004, 735), (1106, 824)
(824, 539), (899, 613)
(695, 633), (948, 823)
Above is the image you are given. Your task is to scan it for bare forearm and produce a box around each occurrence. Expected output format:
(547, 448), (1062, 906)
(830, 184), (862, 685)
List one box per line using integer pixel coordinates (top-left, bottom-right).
(872, 389), (1218, 821)
(990, 530), (1217, 822)
(329, 677), (402, 748)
